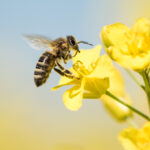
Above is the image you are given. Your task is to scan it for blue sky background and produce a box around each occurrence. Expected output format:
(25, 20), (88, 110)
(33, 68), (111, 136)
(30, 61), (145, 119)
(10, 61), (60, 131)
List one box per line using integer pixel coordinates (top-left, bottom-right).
(0, 0), (150, 150)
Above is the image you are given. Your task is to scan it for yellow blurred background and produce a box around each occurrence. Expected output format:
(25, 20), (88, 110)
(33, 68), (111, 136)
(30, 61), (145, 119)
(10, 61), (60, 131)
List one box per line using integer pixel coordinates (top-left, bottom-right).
(0, 0), (150, 149)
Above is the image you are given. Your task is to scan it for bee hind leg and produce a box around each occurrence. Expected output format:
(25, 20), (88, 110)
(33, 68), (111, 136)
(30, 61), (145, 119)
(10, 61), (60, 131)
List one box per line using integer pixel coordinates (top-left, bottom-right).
(56, 61), (73, 76)
(54, 67), (76, 79)
(55, 61), (79, 79)
(54, 68), (65, 76)
(56, 61), (65, 70)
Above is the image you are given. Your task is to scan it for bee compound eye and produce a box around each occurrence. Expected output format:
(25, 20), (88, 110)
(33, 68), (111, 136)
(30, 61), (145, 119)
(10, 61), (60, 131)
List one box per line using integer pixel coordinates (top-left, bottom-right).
(70, 39), (75, 45)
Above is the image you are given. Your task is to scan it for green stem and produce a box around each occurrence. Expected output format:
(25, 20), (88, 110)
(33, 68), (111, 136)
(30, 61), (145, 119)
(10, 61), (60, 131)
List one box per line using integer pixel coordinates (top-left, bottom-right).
(125, 69), (145, 90)
(105, 91), (150, 121)
(141, 71), (150, 111)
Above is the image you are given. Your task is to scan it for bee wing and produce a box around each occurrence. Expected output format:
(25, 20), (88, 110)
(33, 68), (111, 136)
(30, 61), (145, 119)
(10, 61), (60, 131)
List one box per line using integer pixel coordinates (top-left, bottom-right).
(23, 35), (52, 50)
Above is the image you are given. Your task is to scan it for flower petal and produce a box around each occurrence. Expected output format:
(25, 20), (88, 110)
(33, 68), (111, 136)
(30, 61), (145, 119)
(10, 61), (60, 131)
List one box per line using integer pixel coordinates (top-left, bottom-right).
(73, 45), (101, 69)
(108, 46), (150, 70)
(63, 86), (83, 111)
(101, 23), (130, 50)
(82, 92), (101, 99)
(89, 55), (124, 94)
(82, 77), (109, 98)
(51, 79), (80, 91)
(132, 18), (150, 35)
(88, 55), (114, 78)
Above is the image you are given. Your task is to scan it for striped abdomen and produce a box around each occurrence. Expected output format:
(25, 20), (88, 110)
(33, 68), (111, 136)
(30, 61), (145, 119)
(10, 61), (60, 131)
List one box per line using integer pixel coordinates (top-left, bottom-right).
(34, 51), (56, 87)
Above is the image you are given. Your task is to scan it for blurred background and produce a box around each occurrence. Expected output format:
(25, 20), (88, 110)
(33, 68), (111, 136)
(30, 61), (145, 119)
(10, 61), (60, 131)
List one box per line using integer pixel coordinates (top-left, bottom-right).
(0, 0), (150, 149)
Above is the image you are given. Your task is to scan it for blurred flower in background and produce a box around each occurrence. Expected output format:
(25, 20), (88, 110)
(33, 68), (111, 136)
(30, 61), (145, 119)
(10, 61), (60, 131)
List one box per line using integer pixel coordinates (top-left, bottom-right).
(119, 122), (150, 150)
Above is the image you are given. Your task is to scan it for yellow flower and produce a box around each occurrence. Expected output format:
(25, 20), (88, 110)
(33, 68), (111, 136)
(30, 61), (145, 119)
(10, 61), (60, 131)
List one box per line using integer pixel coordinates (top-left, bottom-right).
(119, 122), (150, 150)
(52, 45), (110, 110)
(101, 18), (150, 71)
(51, 45), (132, 121)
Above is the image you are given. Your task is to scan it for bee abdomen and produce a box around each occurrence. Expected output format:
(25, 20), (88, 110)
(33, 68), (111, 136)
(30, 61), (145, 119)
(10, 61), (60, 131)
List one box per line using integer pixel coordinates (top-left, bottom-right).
(34, 51), (55, 87)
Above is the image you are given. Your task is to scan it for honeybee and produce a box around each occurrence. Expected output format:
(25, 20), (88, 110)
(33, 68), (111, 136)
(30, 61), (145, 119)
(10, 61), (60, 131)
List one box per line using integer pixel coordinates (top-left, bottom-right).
(24, 35), (93, 87)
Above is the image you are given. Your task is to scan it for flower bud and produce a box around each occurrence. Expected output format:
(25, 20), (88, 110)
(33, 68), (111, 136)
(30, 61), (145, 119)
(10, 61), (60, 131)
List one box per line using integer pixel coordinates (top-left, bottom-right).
(100, 94), (133, 122)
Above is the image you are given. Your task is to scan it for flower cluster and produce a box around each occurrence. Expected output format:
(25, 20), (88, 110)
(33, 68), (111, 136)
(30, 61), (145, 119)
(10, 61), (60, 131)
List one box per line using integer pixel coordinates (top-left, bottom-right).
(52, 45), (132, 121)
(101, 18), (150, 150)
(51, 17), (150, 150)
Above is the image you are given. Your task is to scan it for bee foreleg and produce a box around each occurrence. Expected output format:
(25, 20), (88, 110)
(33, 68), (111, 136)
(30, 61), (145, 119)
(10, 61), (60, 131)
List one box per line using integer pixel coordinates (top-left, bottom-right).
(64, 53), (72, 64)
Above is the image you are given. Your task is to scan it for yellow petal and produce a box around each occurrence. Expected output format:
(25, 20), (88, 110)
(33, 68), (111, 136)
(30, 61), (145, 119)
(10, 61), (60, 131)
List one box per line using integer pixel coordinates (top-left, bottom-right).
(89, 55), (124, 95)
(88, 55), (115, 78)
(132, 18), (150, 35)
(101, 23), (130, 50)
(82, 92), (101, 99)
(63, 85), (83, 111)
(108, 46), (150, 71)
(83, 77), (109, 98)
(51, 79), (80, 91)
(96, 55), (125, 95)
(73, 45), (101, 69)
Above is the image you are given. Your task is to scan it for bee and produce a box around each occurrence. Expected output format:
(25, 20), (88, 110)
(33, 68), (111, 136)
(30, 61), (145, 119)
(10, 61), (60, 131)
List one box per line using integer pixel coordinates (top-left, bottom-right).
(23, 35), (93, 87)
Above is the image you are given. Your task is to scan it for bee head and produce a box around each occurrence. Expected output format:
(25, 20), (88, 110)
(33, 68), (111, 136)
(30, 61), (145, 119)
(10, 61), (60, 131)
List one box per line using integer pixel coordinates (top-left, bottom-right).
(67, 35), (80, 53)
(67, 35), (94, 57)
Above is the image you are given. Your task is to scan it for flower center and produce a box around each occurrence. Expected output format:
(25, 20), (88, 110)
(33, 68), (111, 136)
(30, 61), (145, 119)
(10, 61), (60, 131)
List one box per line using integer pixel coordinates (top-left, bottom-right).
(73, 60), (97, 77)
(123, 32), (150, 57)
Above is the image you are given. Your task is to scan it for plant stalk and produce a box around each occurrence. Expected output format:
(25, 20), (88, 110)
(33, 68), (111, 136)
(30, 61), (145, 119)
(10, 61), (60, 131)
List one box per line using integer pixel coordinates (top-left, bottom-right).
(140, 71), (150, 111)
(105, 91), (150, 121)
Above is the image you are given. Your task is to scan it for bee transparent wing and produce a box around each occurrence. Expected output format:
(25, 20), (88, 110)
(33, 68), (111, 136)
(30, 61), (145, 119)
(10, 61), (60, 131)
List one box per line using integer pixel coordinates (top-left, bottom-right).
(23, 35), (52, 50)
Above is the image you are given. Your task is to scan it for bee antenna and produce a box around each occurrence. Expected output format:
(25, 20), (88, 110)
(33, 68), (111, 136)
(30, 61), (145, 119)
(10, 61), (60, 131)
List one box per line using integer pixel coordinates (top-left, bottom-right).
(77, 41), (93, 46)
